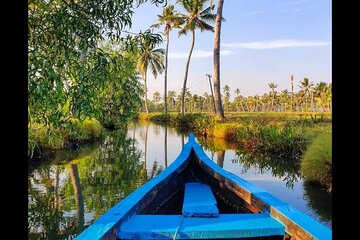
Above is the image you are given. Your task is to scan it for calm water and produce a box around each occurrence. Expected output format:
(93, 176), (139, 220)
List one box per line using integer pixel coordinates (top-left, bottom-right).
(28, 121), (331, 239)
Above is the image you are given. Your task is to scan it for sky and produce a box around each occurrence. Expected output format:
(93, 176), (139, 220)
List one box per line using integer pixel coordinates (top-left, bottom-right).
(127, 0), (331, 99)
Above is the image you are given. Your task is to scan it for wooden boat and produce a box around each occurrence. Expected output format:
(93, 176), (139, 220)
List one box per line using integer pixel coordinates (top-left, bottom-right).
(76, 133), (331, 240)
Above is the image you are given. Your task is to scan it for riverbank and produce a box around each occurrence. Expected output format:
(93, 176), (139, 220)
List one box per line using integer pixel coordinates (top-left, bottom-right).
(137, 112), (332, 191)
(28, 118), (103, 159)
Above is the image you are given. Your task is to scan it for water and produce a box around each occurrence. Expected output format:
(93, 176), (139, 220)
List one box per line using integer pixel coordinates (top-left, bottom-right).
(28, 121), (331, 239)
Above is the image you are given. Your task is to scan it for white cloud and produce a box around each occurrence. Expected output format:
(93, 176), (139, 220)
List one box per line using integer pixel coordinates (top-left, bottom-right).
(221, 39), (331, 49)
(241, 10), (265, 17)
(169, 50), (232, 59)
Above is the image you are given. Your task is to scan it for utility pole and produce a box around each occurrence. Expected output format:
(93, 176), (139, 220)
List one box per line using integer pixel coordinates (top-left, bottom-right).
(206, 73), (216, 113)
(291, 75), (294, 112)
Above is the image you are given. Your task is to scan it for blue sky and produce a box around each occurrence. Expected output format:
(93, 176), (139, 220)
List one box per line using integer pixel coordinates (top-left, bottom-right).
(128, 0), (331, 99)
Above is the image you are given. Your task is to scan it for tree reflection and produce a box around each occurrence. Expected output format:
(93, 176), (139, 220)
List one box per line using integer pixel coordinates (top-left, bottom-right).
(28, 128), (145, 239)
(216, 150), (225, 168)
(164, 125), (168, 168)
(303, 182), (332, 227)
(236, 150), (301, 188)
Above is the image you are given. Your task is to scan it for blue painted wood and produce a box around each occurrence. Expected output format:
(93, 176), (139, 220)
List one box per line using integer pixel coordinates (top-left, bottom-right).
(189, 133), (332, 240)
(117, 213), (285, 239)
(76, 139), (194, 240)
(182, 182), (219, 217)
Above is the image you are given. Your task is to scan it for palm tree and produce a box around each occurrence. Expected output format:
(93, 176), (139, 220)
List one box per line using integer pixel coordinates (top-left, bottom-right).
(223, 84), (230, 111)
(178, 0), (217, 114)
(268, 83), (278, 111)
(137, 36), (165, 113)
(213, 0), (225, 119)
(167, 90), (177, 111)
(151, 5), (182, 114)
(153, 91), (161, 105)
(299, 78), (314, 112)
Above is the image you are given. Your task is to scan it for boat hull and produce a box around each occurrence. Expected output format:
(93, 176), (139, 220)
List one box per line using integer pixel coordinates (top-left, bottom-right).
(76, 134), (331, 240)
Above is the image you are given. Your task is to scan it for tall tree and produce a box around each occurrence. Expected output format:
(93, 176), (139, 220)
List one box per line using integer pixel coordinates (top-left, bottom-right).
(153, 91), (161, 105)
(213, 0), (225, 119)
(151, 5), (182, 114)
(136, 36), (165, 113)
(178, 0), (217, 114)
(299, 78), (314, 112)
(223, 84), (230, 111)
(268, 83), (278, 111)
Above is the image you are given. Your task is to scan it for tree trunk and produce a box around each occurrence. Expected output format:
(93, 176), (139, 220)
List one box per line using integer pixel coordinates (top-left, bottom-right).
(144, 69), (149, 113)
(164, 33), (169, 114)
(311, 91), (314, 112)
(181, 30), (195, 114)
(305, 94), (308, 112)
(68, 164), (84, 228)
(164, 125), (168, 168)
(213, 0), (225, 119)
(207, 74), (216, 113)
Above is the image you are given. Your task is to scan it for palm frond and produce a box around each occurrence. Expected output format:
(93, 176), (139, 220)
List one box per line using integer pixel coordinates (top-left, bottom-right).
(195, 19), (214, 32)
(201, 13), (217, 23)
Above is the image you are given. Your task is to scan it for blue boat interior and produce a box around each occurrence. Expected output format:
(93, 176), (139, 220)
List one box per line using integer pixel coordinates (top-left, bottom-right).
(116, 150), (285, 239)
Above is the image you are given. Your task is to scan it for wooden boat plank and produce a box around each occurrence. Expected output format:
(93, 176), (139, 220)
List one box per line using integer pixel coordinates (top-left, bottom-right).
(182, 182), (219, 217)
(118, 213), (285, 239)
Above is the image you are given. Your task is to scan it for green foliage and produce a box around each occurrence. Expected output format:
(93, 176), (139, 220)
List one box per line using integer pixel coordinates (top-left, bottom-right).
(239, 123), (307, 161)
(28, 124), (64, 157)
(212, 123), (242, 142)
(28, 118), (103, 158)
(28, 0), (166, 127)
(301, 131), (332, 191)
(150, 113), (172, 123)
(66, 118), (103, 142)
(96, 48), (143, 128)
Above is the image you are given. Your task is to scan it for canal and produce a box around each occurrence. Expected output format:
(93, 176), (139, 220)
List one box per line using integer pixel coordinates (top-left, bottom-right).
(28, 121), (331, 239)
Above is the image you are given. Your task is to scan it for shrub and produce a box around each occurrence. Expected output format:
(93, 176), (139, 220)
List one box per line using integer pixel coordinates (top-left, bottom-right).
(212, 123), (242, 142)
(301, 131), (332, 191)
(66, 118), (103, 142)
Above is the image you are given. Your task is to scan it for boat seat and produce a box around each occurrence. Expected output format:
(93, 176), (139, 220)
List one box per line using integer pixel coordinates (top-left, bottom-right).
(182, 182), (219, 217)
(117, 213), (285, 239)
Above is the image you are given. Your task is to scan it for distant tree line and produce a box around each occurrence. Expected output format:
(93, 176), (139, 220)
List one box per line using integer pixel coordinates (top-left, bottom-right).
(147, 79), (332, 113)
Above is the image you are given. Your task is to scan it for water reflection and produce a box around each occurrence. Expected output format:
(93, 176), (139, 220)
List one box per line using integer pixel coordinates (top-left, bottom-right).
(28, 121), (331, 239)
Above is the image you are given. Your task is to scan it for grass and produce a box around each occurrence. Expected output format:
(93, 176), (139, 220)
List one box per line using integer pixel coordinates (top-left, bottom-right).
(28, 118), (103, 158)
(301, 131), (332, 192)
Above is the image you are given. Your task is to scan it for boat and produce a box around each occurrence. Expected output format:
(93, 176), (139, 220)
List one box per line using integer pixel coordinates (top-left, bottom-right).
(76, 133), (331, 240)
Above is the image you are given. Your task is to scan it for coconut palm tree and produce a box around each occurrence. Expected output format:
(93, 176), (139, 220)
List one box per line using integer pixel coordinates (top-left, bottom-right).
(153, 91), (161, 105)
(137, 36), (165, 113)
(223, 84), (230, 111)
(213, 0), (225, 119)
(178, 0), (217, 114)
(151, 5), (182, 114)
(167, 90), (177, 111)
(268, 83), (278, 111)
(299, 78), (314, 112)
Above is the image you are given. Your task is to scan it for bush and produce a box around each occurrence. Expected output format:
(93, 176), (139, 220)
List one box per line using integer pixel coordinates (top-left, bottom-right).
(239, 122), (307, 160)
(66, 118), (103, 142)
(301, 131), (332, 191)
(28, 123), (64, 157)
(212, 123), (242, 142)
